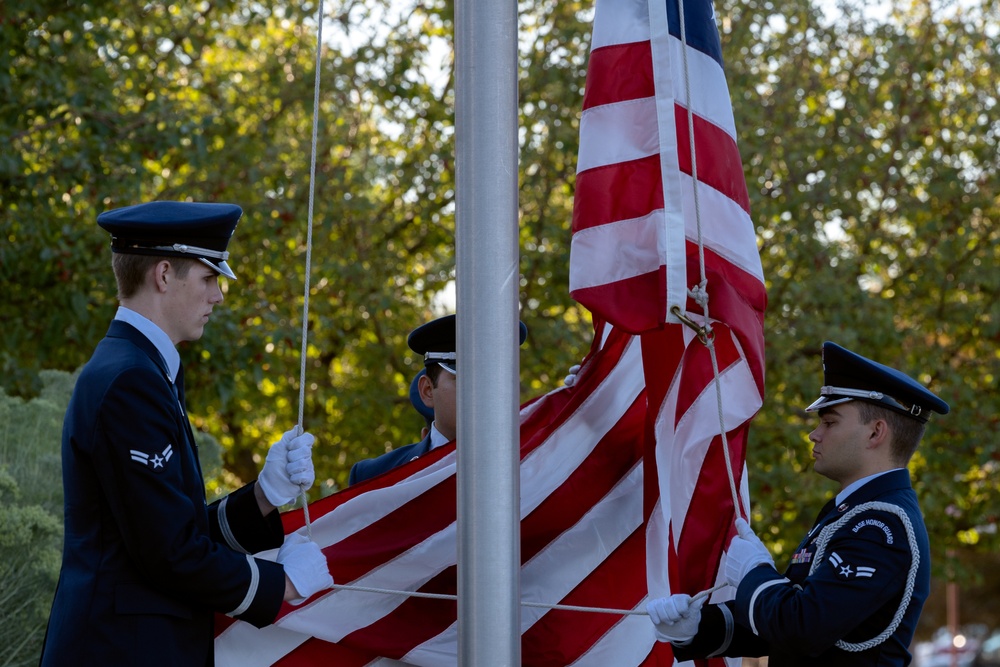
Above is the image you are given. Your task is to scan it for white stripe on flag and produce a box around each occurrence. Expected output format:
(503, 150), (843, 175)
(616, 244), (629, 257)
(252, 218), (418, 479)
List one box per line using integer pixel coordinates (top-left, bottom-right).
(677, 172), (763, 281)
(568, 602), (656, 667)
(577, 97), (658, 174)
(521, 463), (643, 631)
(569, 211), (665, 292)
(569, 187), (763, 296)
(519, 337), (643, 513)
(667, 39), (738, 140)
(279, 523), (458, 642)
(590, 0), (648, 51)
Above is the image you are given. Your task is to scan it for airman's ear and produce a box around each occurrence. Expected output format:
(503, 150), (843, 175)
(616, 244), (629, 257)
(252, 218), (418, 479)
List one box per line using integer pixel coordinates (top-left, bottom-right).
(418, 373), (435, 408)
(868, 418), (890, 451)
(151, 260), (173, 293)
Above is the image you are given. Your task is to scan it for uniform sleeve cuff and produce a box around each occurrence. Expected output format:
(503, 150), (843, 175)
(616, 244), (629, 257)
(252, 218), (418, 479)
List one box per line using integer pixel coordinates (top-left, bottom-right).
(735, 567), (789, 635)
(228, 557), (286, 628)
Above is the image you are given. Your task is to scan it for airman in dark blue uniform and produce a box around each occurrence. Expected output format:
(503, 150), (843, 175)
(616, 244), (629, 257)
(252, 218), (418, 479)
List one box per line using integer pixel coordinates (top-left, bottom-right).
(348, 315), (528, 485)
(648, 341), (949, 666)
(40, 202), (333, 666)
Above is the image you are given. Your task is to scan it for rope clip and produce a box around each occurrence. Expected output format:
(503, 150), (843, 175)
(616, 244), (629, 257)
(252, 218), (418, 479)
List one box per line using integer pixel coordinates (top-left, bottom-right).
(670, 305), (714, 345)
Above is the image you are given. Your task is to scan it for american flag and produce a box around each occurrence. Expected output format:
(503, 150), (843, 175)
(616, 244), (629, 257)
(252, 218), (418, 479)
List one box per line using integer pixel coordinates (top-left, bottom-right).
(214, 0), (765, 663)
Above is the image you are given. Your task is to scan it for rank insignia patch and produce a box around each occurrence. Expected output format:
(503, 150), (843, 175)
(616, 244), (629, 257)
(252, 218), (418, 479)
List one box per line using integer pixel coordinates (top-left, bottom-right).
(130, 444), (174, 471)
(828, 551), (876, 579)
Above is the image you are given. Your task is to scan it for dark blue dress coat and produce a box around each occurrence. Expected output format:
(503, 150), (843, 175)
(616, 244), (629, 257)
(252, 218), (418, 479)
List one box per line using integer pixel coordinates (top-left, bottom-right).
(41, 321), (286, 666)
(675, 469), (930, 666)
(348, 436), (433, 486)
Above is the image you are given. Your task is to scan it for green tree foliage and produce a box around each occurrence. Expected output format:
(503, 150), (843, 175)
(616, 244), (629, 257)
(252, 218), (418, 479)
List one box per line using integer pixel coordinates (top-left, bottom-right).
(1, 0), (591, 497)
(0, 371), (70, 666)
(0, 472), (61, 667)
(1, 0), (996, 632)
(0, 369), (227, 665)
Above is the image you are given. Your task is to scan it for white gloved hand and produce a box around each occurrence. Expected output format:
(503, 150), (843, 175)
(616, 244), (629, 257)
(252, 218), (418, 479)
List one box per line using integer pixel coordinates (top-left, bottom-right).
(724, 518), (775, 588)
(564, 364), (582, 387)
(258, 427), (316, 506)
(285, 430), (315, 488)
(276, 533), (333, 605)
(647, 594), (705, 645)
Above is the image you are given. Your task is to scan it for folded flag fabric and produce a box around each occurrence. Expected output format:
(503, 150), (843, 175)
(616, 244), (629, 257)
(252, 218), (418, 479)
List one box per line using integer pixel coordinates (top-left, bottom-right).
(215, 0), (764, 663)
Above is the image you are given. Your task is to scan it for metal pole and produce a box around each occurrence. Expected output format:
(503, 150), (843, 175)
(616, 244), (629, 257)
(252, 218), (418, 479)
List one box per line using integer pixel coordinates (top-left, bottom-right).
(947, 549), (959, 667)
(454, 0), (520, 660)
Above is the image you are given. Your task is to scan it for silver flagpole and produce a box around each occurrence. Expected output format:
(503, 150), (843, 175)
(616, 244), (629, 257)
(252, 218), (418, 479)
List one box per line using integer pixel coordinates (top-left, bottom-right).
(454, 0), (520, 659)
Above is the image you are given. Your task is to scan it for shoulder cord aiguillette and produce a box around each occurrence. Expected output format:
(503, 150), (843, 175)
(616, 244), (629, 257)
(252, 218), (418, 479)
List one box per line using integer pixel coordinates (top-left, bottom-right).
(807, 501), (920, 652)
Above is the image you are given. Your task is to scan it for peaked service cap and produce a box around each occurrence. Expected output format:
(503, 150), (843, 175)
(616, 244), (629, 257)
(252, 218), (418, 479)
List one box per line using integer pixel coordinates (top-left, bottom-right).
(97, 201), (241, 280)
(805, 341), (949, 423)
(408, 314), (528, 374)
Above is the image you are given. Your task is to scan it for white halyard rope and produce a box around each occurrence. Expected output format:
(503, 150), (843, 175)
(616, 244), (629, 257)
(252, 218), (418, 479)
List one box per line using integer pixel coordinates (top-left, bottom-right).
(328, 583), (648, 615)
(675, 0), (744, 593)
(294, 0), (327, 540)
(320, 581), (730, 616)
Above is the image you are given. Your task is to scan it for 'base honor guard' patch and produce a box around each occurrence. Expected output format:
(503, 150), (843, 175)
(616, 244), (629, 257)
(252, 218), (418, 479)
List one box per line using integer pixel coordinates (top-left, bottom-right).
(852, 518), (894, 544)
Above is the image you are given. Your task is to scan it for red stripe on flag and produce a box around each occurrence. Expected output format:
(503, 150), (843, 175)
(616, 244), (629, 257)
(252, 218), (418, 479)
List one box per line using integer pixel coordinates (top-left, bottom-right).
(270, 477), (458, 623)
(582, 41), (653, 110)
(573, 108), (750, 237)
(672, 327), (741, 424)
(694, 249), (767, 396)
(637, 325), (690, 521)
(323, 477), (456, 586)
(672, 424), (749, 589)
(337, 567), (458, 660)
(279, 443), (456, 533)
(272, 469), (458, 622)
(572, 155), (664, 233)
(571, 267), (667, 334)
(518, 324), (633, 459)
(214, 613), (237, 635)
(522, 527), (647, 665)
(521, 395), (645, 559)
(675, 106), (751, 214)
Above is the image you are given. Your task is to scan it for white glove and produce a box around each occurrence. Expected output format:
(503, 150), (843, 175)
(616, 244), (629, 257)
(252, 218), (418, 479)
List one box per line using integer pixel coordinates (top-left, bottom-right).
(564, 364), (581, 387)
(276, 533), (333, 604)
(258, 427), (316, 506)
(724, 518), (775, 588)
(647, 594), (705, 644)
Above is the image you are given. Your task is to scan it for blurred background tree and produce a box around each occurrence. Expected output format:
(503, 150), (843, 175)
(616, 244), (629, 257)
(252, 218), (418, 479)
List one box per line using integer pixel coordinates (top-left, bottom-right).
(1, 0), (996, 661)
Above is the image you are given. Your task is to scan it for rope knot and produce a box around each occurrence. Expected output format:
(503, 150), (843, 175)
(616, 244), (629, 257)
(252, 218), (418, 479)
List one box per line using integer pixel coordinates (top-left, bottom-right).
(689, 282), (709, 310)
